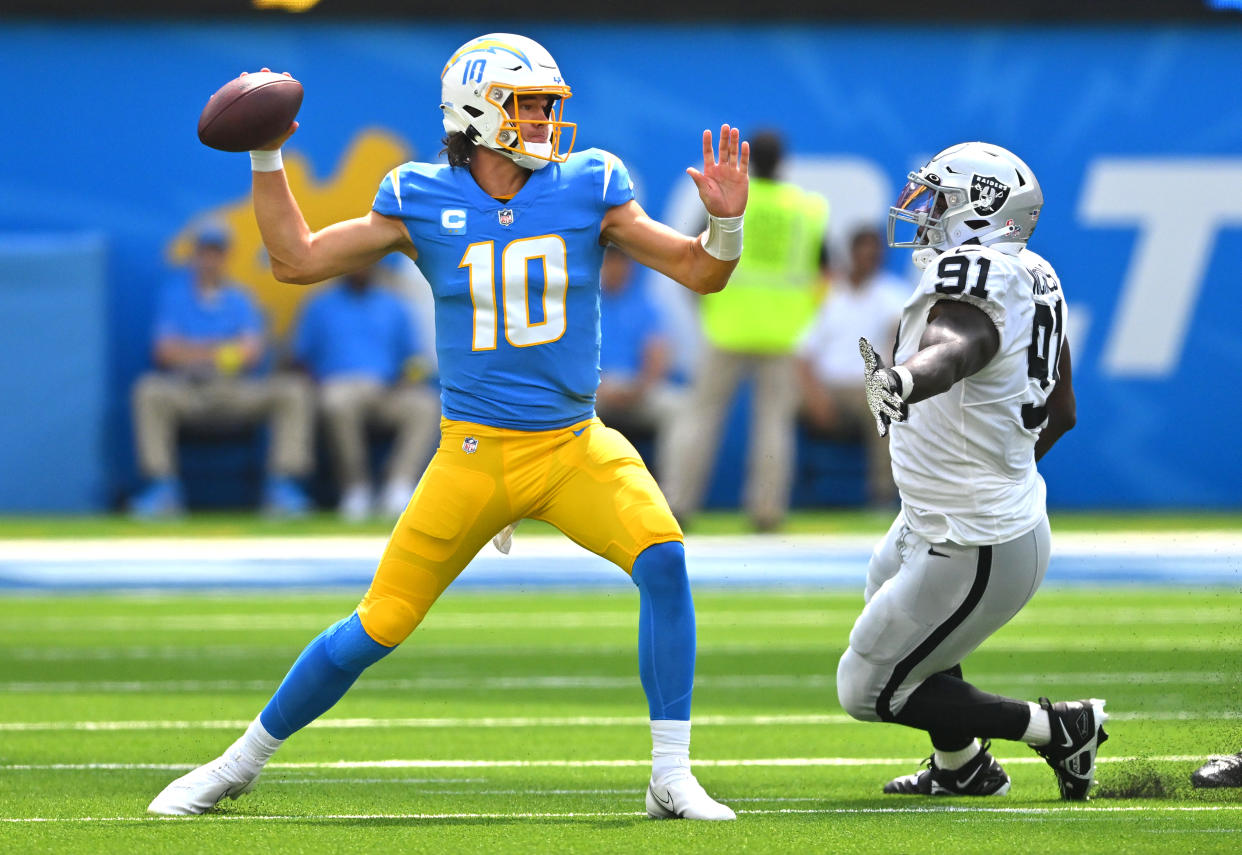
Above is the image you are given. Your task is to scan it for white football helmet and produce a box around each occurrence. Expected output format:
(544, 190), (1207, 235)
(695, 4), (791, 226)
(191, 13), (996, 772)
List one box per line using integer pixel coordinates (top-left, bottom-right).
(888, 142), (1043, 265)
(440, 33), (576, 171)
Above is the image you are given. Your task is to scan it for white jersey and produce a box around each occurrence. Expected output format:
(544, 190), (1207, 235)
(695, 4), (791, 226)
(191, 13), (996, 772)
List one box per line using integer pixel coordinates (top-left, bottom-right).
(889, 242), (1067, 546)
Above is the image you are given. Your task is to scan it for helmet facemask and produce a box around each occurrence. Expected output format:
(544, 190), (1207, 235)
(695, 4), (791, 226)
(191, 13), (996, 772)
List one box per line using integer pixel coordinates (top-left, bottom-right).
(484, 86), (576, 170)
(887, 173), (964, 251)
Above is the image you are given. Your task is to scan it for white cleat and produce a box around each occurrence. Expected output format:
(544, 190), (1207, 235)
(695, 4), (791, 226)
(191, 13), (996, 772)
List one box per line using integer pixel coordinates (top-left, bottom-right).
(646, 771), (736, 821)
(147, 751), (261, 815)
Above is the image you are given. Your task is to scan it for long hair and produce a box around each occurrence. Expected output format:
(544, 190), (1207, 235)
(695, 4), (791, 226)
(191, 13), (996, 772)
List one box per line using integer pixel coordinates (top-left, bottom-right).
(441, 132), (476, 168)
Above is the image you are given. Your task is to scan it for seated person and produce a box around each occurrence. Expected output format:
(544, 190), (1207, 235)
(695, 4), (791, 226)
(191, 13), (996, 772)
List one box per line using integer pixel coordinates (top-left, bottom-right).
(130, 224), (313, 517)
(595, 246), (682, 482)
(292, 264), (439, 520)
(795, 226), (907, 507)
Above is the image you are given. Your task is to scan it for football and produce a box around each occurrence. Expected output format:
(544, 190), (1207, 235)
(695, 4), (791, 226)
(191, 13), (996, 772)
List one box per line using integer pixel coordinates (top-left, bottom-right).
(197, 71), (303, 153)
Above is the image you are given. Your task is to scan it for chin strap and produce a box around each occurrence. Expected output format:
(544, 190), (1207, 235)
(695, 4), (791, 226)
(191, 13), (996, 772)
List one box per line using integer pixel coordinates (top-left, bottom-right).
(977, 219), (1022, 245)
(523, 141), (553, 160)
(913, 220), (1023, 269)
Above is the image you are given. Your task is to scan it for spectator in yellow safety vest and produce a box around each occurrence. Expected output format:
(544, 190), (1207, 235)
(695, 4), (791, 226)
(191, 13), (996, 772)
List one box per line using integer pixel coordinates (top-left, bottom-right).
(662, 130), (829, 531)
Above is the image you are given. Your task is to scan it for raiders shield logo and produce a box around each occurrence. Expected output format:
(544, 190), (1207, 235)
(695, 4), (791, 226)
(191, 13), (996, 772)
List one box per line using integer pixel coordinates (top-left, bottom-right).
(970, 174), (1010, 215)
(498, 208), (514, 227)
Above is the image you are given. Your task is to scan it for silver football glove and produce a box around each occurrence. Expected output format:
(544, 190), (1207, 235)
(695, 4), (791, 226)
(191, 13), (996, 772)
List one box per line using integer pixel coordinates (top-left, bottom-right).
(860, 337), (908, 438)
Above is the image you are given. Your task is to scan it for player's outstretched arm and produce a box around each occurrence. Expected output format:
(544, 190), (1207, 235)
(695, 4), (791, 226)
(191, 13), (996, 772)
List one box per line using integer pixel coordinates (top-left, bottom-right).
(860, 300), (1000, 436)
(244, 100), (413, 285)
(601, 125), (749, 295)
(902, 300), (1000, 405)
(252, 160), (413, 285)
(1034, 339), (1076, 461)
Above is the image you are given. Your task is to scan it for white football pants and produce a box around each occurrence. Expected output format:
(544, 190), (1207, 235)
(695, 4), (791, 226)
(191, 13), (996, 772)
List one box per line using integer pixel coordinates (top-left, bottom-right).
(837, 513), (1050, 722)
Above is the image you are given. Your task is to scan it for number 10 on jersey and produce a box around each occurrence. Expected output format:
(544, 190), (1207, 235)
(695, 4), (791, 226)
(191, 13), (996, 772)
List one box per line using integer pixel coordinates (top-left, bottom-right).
(460, 235), (569, 350)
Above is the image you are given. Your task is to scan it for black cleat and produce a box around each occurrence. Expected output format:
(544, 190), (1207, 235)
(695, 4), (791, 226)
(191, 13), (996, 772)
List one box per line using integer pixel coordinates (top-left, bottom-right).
(883, 741), (1011, 796)
(1032, 697), (1109, 800)
(1191, 752), (1242, 788)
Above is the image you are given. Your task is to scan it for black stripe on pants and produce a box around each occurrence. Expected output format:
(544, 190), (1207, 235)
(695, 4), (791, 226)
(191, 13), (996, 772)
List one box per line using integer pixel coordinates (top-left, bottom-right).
(877, 545), (1033, 741)
(875, 546), (993, 722)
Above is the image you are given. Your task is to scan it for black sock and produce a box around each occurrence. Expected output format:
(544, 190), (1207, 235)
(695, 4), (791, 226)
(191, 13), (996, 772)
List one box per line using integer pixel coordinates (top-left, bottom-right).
(925, 665), (976, 751)
(895, 672), (1031, 743)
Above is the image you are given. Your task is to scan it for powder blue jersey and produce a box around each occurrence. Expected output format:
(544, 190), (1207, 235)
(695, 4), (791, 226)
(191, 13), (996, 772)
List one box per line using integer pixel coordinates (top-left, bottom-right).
(373, 148), (635, 430)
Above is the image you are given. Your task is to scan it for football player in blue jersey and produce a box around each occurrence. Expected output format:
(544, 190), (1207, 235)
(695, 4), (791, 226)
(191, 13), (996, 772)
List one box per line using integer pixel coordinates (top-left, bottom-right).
(150, 33), (748, 820)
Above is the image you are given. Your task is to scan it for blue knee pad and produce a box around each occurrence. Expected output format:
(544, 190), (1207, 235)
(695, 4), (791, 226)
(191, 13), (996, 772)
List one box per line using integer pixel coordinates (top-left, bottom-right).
(631, 541), (696, 721)
(260, 613), (393, 739)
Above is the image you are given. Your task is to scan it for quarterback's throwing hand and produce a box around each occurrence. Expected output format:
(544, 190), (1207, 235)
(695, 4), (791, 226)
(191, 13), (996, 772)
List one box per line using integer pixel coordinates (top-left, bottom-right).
(860, 337), (908, 438)
(687, 125), (749, 218)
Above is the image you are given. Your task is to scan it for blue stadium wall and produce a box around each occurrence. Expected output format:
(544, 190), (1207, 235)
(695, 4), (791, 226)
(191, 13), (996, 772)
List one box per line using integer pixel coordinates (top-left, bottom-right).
(1, 21), (1239, 510)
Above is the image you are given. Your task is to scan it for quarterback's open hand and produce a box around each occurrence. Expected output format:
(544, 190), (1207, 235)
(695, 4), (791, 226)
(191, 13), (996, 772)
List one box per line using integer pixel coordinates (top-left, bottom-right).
(860, 337), (908, 438)
(687, 125), (749, 218)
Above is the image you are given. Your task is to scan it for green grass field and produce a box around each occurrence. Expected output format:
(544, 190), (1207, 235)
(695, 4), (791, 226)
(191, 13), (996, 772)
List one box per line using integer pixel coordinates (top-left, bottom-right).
(2, 583), (1240, 853)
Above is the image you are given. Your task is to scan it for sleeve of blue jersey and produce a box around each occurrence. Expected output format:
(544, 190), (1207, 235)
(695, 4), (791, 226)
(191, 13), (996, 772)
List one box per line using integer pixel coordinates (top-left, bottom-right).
(593, 149), (635, 210)
(372, 167), (403, 219)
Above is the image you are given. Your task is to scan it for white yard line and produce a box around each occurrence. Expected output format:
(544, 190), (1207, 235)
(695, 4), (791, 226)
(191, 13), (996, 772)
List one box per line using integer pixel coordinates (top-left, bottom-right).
(0, 670), (1231, 694)
(0, 755), (1216, 772)
(1, 710), (1237, 732)
(3, 531), (1241, 561)
(6, 605), (1236, 633)
(5, 804), (1242, 823)
(0, 714), (849, 732)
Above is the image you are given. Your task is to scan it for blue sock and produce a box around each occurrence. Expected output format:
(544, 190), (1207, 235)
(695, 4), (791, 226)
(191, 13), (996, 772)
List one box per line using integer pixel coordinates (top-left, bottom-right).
(631, 541), (696, 721)
(259, 612), (394, 740)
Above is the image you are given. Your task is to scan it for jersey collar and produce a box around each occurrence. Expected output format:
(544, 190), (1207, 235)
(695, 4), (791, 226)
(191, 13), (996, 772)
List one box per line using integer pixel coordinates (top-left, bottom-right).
(454, 162), (554, 213)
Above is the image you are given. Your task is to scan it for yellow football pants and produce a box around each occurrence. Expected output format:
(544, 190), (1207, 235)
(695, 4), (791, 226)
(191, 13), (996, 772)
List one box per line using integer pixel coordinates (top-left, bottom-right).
(356, 417), (683, 646)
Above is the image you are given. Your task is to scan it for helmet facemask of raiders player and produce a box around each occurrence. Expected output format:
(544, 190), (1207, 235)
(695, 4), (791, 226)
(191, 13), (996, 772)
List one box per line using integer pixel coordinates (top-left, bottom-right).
(440, 33), (577, 171)
(888, 142), (1044, 266)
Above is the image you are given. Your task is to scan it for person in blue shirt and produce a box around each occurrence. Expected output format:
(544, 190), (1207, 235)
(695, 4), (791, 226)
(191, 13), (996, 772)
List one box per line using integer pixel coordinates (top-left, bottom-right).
(129, 223), (313, 517)
(293, 264), (439, 520)
(595, 246), (683, 482)
(150, 34), (749, 821)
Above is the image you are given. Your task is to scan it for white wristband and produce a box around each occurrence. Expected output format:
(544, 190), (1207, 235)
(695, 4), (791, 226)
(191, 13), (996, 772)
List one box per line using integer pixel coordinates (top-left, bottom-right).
(699, 213), (744, 261)
(250, 148), (284, 172)
(891, 365), (915, 400)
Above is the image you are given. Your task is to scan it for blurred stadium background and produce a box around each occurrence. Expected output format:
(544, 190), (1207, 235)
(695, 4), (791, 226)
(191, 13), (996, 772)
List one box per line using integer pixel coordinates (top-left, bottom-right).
(3, 1), (1242, 514)
(2, 3), (1241, 850)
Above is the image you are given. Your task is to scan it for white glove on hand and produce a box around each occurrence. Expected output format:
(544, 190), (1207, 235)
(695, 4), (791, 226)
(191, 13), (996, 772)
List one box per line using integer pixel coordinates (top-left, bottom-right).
(860, 337), (909, 438)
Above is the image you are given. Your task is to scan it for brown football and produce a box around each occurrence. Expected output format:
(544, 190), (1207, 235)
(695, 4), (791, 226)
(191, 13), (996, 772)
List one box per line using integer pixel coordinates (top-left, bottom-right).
(197, 71), (303, 153)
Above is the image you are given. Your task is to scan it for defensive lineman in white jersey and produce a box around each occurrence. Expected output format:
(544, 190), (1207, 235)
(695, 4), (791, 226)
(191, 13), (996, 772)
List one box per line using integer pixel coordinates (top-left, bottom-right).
(835, 142), (1109, 799)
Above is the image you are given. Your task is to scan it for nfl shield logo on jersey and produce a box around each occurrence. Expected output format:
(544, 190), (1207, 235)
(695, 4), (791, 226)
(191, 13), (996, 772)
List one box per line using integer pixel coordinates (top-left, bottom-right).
(462, 436), (479, 454)
(970, 174), (1011, 215)
(497, 208), (514, 227)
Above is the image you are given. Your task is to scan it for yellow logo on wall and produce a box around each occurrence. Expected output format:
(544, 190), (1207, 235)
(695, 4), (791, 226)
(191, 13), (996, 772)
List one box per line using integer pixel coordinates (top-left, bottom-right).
(252, 0), (322, 11)
(169, 128), (412, 337)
